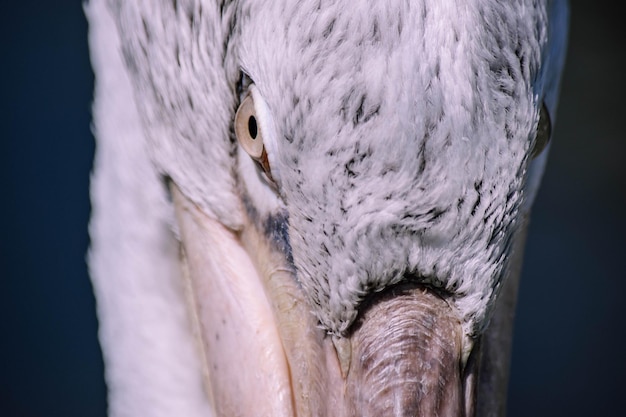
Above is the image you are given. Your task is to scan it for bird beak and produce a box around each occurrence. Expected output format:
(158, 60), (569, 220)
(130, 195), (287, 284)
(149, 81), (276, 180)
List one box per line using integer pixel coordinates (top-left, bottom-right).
(171, 183), (477, 417)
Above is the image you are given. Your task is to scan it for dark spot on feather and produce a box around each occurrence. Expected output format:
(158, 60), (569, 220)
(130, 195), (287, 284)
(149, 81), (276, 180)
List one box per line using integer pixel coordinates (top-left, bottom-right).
(506, 189), (516, 204)
(381, 165), (395, 176)
(335, 34), (346, 48)
(323, 18), (336, 38)
(222, 10), (236, 63)
(427, 208), (447, 222)
(397, 11), (403, 35)
(483, 201), (495, 224)
(141, 17), (151, 42)
(339, 200), (348, 215)
(417, 145), (427, 175)
(186, 7), (195, 27)
(363, 104), (381, 124)
(354, 95), (366, 124)
(161, 175), (173, 202)
(345, 158), (357, 178)
(372, 19), (381, 43)
(219, 0), (228, 16)
(174, 44), (181, 67)
(471, 181), (483, 216)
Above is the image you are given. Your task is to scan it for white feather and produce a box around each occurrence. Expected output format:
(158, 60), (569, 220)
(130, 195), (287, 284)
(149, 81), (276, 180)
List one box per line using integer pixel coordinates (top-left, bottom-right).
(87, 1), (213, 415)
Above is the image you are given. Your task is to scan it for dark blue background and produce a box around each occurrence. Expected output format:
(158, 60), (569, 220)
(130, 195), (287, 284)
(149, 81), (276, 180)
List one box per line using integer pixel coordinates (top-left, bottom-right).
(1, 1), (624, 416)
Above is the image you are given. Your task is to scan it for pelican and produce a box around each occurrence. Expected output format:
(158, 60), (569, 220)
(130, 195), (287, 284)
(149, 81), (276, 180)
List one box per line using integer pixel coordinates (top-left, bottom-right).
(86, 0), (568, 416)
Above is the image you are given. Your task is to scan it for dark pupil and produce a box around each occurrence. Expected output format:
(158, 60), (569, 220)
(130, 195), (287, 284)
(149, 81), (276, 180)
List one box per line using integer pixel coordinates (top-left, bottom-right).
(248, 116), (258, 139)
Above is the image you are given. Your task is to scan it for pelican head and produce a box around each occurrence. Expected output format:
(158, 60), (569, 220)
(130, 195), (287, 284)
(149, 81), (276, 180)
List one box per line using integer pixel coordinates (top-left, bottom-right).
(87, 0), (568, 416)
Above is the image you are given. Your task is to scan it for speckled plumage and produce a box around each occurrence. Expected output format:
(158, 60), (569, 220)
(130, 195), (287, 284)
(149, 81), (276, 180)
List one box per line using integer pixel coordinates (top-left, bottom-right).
(88, 0), (568, 414)
(103, 0), (566, 339)
(239, 0), (546, 340)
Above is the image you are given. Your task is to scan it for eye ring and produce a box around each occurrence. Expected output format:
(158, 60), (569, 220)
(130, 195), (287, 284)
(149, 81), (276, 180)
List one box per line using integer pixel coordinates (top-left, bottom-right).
(531, 101), (552, 159)
(235, 93), (273, 181)
(235, 94), (264, 159)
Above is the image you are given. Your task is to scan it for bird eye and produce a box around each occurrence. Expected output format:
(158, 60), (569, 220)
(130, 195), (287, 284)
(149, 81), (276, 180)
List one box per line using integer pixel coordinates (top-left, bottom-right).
(531, 101), (552, 159)
(235, 94), (273, 179)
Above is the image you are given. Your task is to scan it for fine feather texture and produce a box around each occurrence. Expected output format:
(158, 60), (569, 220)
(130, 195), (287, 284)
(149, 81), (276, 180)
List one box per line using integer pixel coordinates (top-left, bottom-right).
(237, 0), (565, 339)
(108, 0), (244, 230)
(91, 8), (568, 412)
(99, 0), (568, 341)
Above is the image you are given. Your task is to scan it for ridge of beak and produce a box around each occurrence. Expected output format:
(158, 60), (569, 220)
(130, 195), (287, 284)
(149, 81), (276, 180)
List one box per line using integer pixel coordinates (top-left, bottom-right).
(171, 183), (477, 417)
